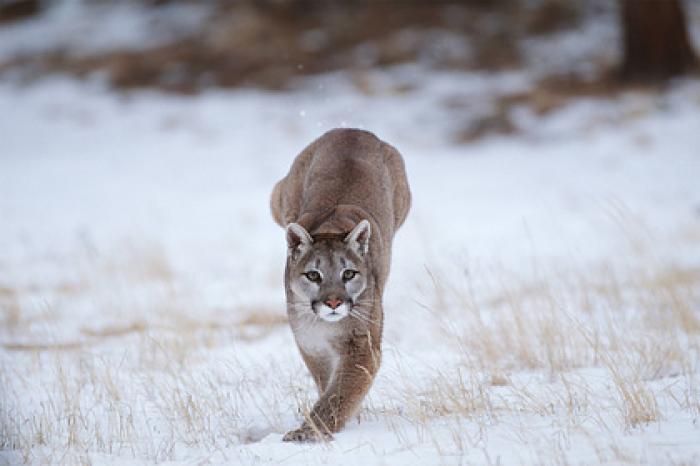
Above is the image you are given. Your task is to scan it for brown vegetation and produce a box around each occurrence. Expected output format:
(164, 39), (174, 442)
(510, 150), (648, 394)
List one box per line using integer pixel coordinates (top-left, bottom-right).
(0, 1), (589, 92)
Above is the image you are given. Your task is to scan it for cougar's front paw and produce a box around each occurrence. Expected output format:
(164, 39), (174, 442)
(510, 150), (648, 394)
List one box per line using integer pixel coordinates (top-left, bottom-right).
(282, 425), (333, 443)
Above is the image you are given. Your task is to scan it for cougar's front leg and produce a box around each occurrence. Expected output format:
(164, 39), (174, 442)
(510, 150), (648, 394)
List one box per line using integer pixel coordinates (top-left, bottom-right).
(299, 349), (334, 396)
(283, 327), (381, 442)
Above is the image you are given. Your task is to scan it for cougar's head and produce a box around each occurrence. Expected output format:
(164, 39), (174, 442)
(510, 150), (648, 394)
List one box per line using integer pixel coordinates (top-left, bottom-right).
(285, 220), (371, 322)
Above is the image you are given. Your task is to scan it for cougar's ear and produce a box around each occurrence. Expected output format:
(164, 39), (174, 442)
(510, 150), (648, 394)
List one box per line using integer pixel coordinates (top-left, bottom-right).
(286, 223), (313, 258)
(344, 219), (371, 256)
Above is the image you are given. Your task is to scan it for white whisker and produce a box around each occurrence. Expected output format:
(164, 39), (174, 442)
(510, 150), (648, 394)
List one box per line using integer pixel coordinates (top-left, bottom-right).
(350, 310), (378, 325)
(351, 306), (373, 316)
(354, 301), (375, 308)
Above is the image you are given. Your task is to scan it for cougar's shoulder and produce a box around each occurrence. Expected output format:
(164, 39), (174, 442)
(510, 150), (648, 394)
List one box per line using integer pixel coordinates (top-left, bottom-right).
(270, 134), (323, 228)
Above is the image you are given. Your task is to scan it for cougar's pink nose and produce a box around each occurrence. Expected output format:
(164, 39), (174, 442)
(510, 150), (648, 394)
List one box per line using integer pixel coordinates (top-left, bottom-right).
(325, 298), (343, 309)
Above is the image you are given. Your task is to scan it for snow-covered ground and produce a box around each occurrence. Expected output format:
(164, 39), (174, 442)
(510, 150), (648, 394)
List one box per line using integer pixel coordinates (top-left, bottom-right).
(1, 59), (700, 465)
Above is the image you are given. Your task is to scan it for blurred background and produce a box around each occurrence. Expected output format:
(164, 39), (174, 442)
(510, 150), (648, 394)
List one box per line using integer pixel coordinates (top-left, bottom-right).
(1, 0), (698, 127)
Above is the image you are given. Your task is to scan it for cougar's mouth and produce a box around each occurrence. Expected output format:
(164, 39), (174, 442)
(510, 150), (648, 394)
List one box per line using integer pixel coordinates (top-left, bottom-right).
(312, 299), (350, 323)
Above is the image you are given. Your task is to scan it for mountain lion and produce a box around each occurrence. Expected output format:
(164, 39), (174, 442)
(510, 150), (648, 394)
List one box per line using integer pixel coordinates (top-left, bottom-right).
(270, 128), (411, 442)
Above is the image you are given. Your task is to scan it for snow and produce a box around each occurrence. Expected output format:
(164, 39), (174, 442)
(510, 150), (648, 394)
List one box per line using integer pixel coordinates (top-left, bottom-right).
(1, 10), (700, 464)
(520, 5), (621, 78)
(1, 69), (699, 465)
(0, 1), (209, 61)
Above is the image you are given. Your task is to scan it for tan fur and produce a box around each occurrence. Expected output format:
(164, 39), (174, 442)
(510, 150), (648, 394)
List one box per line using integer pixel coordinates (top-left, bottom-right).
(271, 128), (411, 441)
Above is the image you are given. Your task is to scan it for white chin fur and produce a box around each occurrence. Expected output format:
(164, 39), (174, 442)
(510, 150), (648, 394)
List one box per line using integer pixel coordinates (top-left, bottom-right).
(319, 303), (349, 322)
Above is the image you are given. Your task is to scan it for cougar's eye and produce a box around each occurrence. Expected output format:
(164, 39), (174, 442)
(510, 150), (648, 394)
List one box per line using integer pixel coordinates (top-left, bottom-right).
(342, 270), (358, 281)
(304, 271), (321, 283)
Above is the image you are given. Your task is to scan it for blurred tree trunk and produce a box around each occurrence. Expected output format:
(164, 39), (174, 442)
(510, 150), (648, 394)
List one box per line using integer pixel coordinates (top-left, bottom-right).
(0, 0), (40, 22)
(620, 0), (697, 81)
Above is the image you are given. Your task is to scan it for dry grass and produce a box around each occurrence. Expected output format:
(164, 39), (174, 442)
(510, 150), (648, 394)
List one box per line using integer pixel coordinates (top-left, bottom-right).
(370, 255), (699, 461)
(1, 236), (699, 464)
(0, 241), (297, 463)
